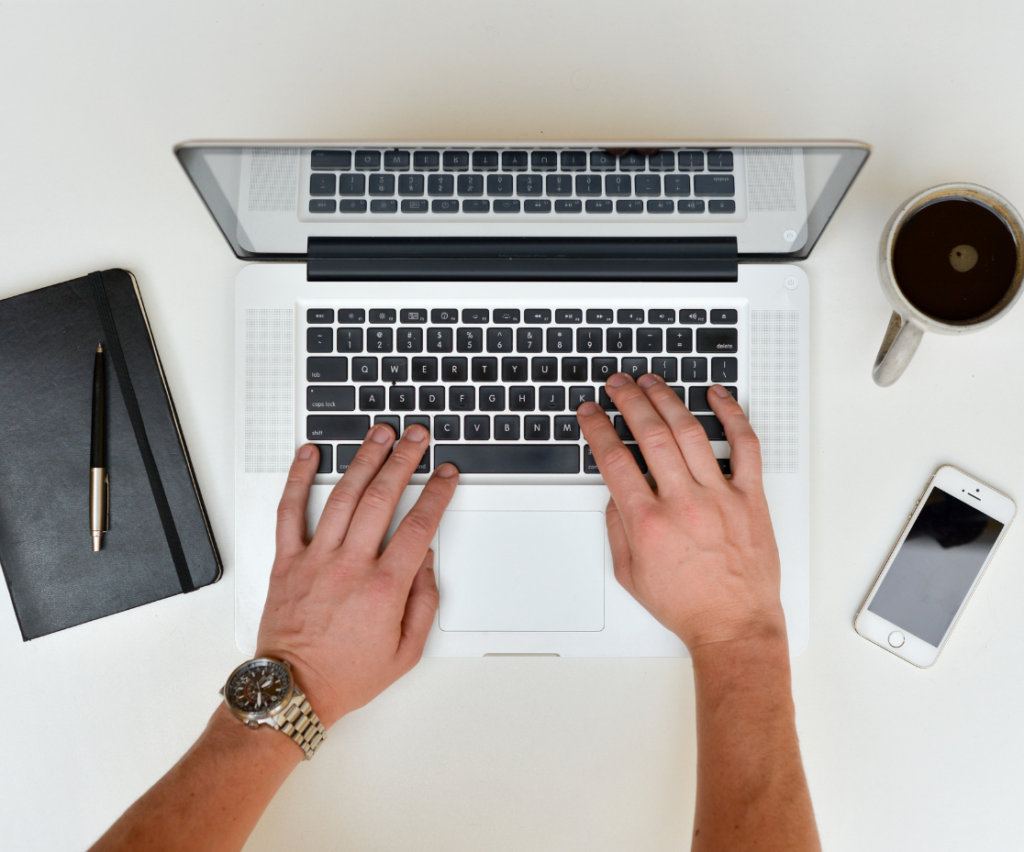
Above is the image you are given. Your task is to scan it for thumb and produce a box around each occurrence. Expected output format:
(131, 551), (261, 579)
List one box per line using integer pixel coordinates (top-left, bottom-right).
(398, 549), (440, 669)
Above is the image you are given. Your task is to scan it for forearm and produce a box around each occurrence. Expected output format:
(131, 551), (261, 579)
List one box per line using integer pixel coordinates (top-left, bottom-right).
(689, 629), (820, 852)
(89, 704), (303, 852)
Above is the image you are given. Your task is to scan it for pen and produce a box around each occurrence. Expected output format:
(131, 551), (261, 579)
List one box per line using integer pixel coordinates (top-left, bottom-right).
(90, 343), (109, 551)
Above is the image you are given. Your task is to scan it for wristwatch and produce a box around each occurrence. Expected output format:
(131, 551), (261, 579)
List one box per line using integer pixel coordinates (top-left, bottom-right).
(220, 657), (326, 760)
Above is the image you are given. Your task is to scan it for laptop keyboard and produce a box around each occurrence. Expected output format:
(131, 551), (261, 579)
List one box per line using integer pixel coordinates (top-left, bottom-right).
(302, 302), (742, 478)
(304, 147), (738, 218)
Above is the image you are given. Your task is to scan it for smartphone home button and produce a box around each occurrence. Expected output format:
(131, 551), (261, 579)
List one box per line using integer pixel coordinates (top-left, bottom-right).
(888, 631), (906, 648)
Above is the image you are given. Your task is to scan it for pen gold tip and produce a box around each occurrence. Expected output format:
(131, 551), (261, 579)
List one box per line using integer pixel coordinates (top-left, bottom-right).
(92, 532), (102, 552)
(96, 343), (104, 353)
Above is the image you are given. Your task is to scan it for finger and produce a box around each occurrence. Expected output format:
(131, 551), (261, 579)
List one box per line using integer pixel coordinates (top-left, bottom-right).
(275, 444), (320, 559)
(311, 424), (397, 550)
(707, 385), (763, 491)
(603, 373), (692, 492)
(576, 400), (654, 514)
(397, 549), (440, 670)
(605, 497), (636, 597)
(382, 463), (459, 582)
(635, 373), (724, 486)
(341, 425), (435, 556)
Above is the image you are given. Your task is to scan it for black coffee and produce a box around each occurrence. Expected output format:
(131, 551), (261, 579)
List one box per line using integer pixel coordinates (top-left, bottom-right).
(892, 198), (1019, 322)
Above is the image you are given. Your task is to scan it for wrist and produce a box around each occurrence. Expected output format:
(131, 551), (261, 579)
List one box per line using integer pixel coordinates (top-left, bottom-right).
(688, 618), (790, 679)
(207, 703), (304, 768)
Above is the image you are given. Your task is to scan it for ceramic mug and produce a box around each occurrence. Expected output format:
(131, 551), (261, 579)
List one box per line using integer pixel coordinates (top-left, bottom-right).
(872, 183), (1024, 387)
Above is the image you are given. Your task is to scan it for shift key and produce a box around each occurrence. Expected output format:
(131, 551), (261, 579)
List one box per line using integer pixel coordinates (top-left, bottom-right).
(307, 414), (370, 440)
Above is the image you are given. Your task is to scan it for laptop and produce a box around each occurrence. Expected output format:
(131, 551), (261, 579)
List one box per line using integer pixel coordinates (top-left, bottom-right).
(176, 140), (869, 656)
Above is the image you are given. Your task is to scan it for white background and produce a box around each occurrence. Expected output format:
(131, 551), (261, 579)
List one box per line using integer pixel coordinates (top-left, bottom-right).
(3, 2), (1024, 849)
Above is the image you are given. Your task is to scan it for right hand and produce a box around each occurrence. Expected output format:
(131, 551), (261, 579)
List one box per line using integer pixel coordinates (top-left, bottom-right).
(576, 374), (786, 653)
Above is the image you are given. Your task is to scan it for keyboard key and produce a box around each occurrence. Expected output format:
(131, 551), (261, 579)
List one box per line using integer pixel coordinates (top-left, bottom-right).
(413, 151), (440, 170)
(525, 309), (551, 324)
(309, 173), (336, 196)
(494, 415), (520, 440)
(442, 356), (468, 381)
(400, 309), (428, 324)
(531, 357), (557, 382)
(515, 173), (543, 195)
(471, 357), (498, 381)
(617, 309), (644, 324)
(359, 386), (385, 410)
(382, 357), (408, 381)
(709, 200), (736, 214)
(307, 386), (355, 411)
(314, 444), (333, 473)
(427, 327), (454, 352)
(352, 357), (378, 382)
(354, 150), (381, 170)
(560, 151), (587, 170)
(583, 443), (647, 475)
(634, 175), (661, 196)
(648, 309), (675, 324)
(619, 152), (646, 171)
(569, 386), (596, 410)
(517, 326), (544, 352)
(369, 308), (396, 323)
(711, 357), (738, 383)
(374, 415), (402, 436)
(339, 199), (367, 213)
(556, 309), (582, 324)
(585, 199), (612, 213)
(648, 151), (676, 171)
(546, 327), (573, 352)
(435, 415), (460, 440)
(531, 151), (559, 170)
(367, 328), (393, 352)
(449, 386), (475, 411)
(711, 309), (738, 324)
(679, 310), (707, 324)
(621, 357), (647, 379)
(307, 357), (348, 382)
(465, 415), (490, 440)
(590, 151), (617, 170)
(538, 386), (566, 411)
(311, 150), (351, 170)
(694, 174), (735, 197)
(462, 308), (489, 323)
(369, 174), (395, 195)
(339, 309), (365, 323)
(370, 199), (397, 213)
(458, 174), (484, 195)
(678, 199), (705, 213)
(509, 386), (535, 411)
(681, 357), (708, 382)
(307, 415), (369, 441)
(636, 328), (663, 352)
(616, 200), (643, 213)
(486, 327), (514, 352)
(480, 386), (506, 410)
(463, 199), (490, 213)
(647, 199), (674, 214)
(428, 174), (454, 195)
(552, 415), (579, 441)
(443, 151), (469, 170)
(411, 357), (438, 382)
(405, 414), (431, 432)
(337, 327), (363, 353)
(546, 174), (574, 196)
(525, 199), (551, 213)
(586, 309), (614, 324)
(383, 150), (410, 170)
(456, 327), (483, 353)
(697, 415), (726, 441)
(598, 387), (617, 411)
(430, 309), (458, 324)
(419, 386), (445, 410)
(697, 328), (738, 353)
(494, 199), (520, 213)
(707, 150), (734, 171)
(307, 327), (333, 352)
(607, 328), (633, 352)
(398, 174), (425, 195)
(613, 415), (634, 441)
(561, 357), (587, 382)
(664, 175), (691, 196)
(401, 199), (429, 213)
(555, 199), (582, 213)
(472, 151), (499, 170)
(309, 199), (336, 213)
(436, 443), (581, 473)
(689, 385), (737, 412)
(389, 386), (416, 411)
(525, 415), (550, 440)
(502, 151), (529, 170)
(677, 150), (705, 171)
(336, 445), (361, 473)
(494, 309), (521, 324)
(591, 357), (617, 382)
(605, 174), (632, 196)
(576, 174), (602, 196)
(501, 357), (528, 382)
(576, 328), (603, 353)
(652, 357), (677, 382)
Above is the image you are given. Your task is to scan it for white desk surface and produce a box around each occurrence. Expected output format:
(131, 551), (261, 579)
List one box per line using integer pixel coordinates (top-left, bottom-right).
(3, 2), (1024, 849)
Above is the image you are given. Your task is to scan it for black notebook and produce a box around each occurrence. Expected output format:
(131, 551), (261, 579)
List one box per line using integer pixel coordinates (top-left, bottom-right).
(0, 269), (221, 640)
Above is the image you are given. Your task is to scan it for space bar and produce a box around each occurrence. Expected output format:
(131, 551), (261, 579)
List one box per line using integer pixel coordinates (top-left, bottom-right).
(434, 445), (580, 474)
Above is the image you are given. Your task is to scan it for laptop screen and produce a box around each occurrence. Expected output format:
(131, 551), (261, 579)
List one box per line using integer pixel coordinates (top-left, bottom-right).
(175, 141), (868, 261)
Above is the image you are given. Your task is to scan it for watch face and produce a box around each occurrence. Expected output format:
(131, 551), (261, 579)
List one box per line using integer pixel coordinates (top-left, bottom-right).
(226, 659), (292, 716)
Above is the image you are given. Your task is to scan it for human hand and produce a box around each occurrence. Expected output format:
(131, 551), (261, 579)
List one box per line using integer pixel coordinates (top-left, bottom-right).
(255, 425), (458, 727)
(577, 374), (785, 653)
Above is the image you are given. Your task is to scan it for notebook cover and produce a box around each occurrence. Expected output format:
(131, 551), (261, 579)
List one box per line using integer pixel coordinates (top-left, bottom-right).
(0, 269), (221, 640)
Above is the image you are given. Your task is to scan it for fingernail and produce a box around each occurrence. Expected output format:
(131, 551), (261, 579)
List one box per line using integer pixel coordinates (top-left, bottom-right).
(436, 462), (458, 478)
(637, 373), (658, 388)
(577, 401), (600, 416)
(711, 384), (730, 398)
(298, 444), (314, 459)
(608, 373), (629, 387)
(405, 424), (428, 442)
(371, 425), (393, 444)
(425, 548), (435, 569)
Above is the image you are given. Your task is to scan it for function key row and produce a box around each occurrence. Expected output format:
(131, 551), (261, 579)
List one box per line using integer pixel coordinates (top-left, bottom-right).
(309, 198), (735, 215)
(311, 149), (733, 173)
(307, 308), (738, 325)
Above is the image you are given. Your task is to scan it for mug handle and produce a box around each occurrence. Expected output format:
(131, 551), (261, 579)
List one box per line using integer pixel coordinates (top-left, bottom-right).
(872, 312), (925, 386)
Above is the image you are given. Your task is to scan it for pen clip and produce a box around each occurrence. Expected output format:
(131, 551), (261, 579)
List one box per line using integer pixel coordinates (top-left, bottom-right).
(104, 474), (110, 533)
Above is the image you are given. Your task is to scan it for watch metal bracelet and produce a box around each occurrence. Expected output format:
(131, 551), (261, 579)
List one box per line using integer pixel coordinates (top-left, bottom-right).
(275, 689), (326, 759)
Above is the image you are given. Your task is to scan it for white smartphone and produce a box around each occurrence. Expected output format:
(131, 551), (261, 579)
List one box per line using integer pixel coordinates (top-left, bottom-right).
(855, 465), (1015, 667)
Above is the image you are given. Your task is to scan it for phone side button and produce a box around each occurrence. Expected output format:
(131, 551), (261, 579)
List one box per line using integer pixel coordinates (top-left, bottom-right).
(888, 631), (906, 648)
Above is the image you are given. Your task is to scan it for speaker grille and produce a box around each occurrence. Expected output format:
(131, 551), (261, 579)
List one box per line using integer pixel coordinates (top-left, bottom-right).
(750, 310), (799, 474)
(246, 148), (299, 213)
(245, 309), (294, 473)
(744, 148), (797, 213)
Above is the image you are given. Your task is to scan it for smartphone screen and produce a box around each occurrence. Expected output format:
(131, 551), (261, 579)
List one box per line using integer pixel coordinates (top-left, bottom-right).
(867, 487), (1005, 647)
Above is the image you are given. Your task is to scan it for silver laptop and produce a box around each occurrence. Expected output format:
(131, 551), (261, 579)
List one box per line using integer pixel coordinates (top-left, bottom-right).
(176, 140), (869, 656)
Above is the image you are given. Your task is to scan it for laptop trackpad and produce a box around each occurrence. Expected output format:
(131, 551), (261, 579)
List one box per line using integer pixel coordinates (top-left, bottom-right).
(437, 510), (605, 632)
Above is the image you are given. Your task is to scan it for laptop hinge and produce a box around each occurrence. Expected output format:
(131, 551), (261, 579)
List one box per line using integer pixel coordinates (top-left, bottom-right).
(306, 237), (738, 282)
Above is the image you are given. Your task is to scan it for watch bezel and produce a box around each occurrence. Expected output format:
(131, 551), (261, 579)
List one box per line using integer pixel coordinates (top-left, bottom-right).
(222, 658), (295, 725)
